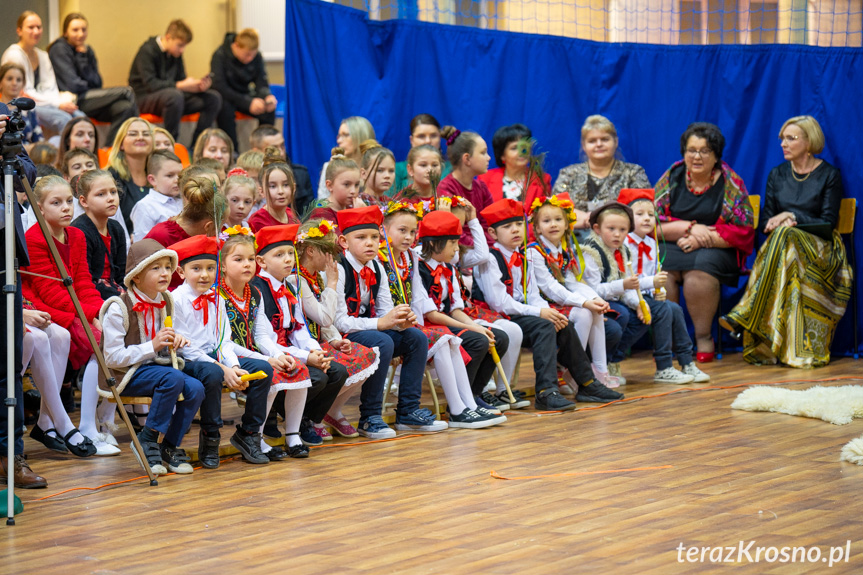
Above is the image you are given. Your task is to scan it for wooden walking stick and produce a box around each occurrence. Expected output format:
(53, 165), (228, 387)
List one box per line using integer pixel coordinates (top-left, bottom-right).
(489, 343), (517, 404)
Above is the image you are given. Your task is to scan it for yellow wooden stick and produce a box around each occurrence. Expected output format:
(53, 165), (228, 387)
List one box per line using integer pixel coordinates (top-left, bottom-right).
(240, 370), (268, 382)
(624, 261), (652, 324)
(164, 316), (179, 370)
(489, 343), (517, 403)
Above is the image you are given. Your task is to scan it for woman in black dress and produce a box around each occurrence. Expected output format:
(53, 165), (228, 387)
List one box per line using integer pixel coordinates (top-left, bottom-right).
(654, 123), (755, 362)
(721, 116), (852, 367)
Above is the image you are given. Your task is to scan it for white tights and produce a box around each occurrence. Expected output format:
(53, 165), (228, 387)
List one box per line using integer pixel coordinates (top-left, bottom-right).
(78, 357), (117, 441)
(260, 388), (308, 450)
(21, 323), (83, 443)
(429, 338), (477, 416)
(568, 307), (607, 374)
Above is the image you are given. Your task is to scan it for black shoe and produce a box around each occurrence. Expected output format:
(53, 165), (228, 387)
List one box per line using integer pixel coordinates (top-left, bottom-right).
(198, 431), (221, 469)
(131, 436), (167, 475)
(266, 446), (289, 461)
(299, 418), (323, 446)
(30, 424), (68, 453)
(230, 426), (269, 464)
(576, 381), (624, 403)
(535, 389), (577, 411)
(480, 391), (511, 412)
(160, 443), (194, 474)
(719, 315), (743, 341)
(63, 428), (97, 457)
(284, 433), (310, 458)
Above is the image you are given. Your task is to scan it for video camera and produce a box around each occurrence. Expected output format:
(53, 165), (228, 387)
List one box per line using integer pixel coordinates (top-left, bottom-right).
(0, 97), (36, 161)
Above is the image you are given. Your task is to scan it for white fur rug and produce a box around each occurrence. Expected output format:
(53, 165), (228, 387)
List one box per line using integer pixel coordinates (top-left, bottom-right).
(731, 385), (863, 465)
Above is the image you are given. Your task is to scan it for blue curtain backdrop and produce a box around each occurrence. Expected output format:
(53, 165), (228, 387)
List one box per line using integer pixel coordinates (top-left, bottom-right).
(285, 0), (863, 356)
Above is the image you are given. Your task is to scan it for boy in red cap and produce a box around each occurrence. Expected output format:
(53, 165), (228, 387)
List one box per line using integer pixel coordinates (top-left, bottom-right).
(334, 206), (447, 438)
(618, 190), (709, 383)
(581, 200), (695, 384)
(170, 235), (277, 468)
(474, 198), (624, 409)
(251, 225), (349, 452)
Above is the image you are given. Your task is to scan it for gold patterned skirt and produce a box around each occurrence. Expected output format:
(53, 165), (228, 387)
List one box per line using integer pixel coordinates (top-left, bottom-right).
(727, 228), (853, 368)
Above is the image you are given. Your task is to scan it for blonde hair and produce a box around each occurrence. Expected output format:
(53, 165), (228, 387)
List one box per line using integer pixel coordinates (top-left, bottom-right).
(33, 175), (70, 204)
(108, 117), (154, 181)
(235, 28), (259, 50)
(74, 169), (114, 200)
(223, 174), (257, 201)
(297, 219), (340, 258)
(237, 149), (264, 173)
(180, 177), (226, 226)
(193, 128), (234, 165)
(780, 115), (825, 154)
(581, 114), (618, 142)
(325, 147), (359, 182)
(153, 127), (175, 147)
(220, 233), (256, 262)
(341, 117), (375, 156)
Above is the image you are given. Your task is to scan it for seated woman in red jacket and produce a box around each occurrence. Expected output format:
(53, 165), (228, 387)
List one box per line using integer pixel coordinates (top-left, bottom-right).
(478, 123), (550, 206)
(22, 176), (104, 455)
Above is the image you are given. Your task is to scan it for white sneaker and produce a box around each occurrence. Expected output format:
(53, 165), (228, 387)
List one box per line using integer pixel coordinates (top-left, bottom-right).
(94, 440), (121, 456)
(608, 362), (627, 385)
(654, 367), (695, 384)
(682, 362), (710, 383)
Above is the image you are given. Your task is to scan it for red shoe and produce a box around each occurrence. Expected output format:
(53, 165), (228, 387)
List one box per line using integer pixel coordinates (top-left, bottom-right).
(323, 414), (359, 438)
(696, 351), (714, 363)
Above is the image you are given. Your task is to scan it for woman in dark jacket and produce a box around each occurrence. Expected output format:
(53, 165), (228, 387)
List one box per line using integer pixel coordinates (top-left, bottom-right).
(48, 12), (137, 142)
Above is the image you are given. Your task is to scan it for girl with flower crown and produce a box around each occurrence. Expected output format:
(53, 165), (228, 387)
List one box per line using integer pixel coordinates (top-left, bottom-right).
(526, 194), (622, 387)
(291, 219), (380, 438)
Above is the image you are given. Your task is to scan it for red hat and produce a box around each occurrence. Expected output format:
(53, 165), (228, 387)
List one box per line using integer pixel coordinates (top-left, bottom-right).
(256, 224), (299, 255)
(336, 205), (383, 236)
(479, 198), (525, 228)
(617, 188), (655, 206)
(169, 235), (219, 266)
(417, 210), (463, 241)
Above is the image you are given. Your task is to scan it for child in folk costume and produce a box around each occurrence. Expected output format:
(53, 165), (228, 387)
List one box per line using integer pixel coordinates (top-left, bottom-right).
(251, 225), (349, 449)
(380, 203), (506, 428)
(170, 235), (276, 468)
(473, 198), (624, 409)
(526, 193), (623, 387)
(334, 206), (447, 438)
(581, 201), (703, 384)
(292, 219), (381, 439)
(98, 240), (205, 475)
(619, 189), (709, 383)
(217, 228), (313, 458)
(448, 196), (529, 411)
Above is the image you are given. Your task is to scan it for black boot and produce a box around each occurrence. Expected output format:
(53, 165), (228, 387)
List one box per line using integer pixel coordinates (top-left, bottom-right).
(198, 430), (221, 469)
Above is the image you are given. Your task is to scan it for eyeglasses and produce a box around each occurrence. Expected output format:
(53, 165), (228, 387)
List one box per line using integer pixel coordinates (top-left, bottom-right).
(778, 135), (801, 143)
(126, 131), (152, 138)
(685, 148), (713, 157)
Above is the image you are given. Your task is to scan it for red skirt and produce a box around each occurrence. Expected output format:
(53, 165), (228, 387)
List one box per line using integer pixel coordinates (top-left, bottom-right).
(550, 303), (574, 317)
(465, 301), (505, 324)
(321, 340), (380, 387)
(270, 361), (312, 393)
(69, 318), (101, 370)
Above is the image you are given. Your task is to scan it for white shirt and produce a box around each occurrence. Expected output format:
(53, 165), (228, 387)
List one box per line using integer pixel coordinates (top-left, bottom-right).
(334, 251), (394, 334)
(172, 282), (239, 367)
(316, 162), (330, 200)
(258, 270), (321, 362)
(102, 289), (162, 370)
(130, 189), (183, 242)
(626, 232), (660, 296)
(529, 236), (599, 307)
(412, 257), (465, 326)
(581, 243), (641, 310)
(474, 242), (547, 317)
(455, 218), (490, 270)
(1, 45), (62, 107)
(290, 274), (342, 342)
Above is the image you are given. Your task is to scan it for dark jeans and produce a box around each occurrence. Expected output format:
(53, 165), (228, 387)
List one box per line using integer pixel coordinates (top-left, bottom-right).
(510, 315), (594, 394)
(121, 364), (204, 447)
(304, 362), (348, 423)
(346, 328), (428, 420)
(183, 357), (271, 436)
(216, 98), (276, 150)
(0, 278), (24, 455)
(78, 87), (138, 142)
(137, 88), (222, 143)
(667, 299), (694, 366)
(450, 327), (509, 395)
(608, 298), (674, 369)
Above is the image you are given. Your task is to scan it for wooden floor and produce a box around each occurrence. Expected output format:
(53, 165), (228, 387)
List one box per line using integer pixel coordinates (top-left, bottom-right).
(3, 351), (863, 574)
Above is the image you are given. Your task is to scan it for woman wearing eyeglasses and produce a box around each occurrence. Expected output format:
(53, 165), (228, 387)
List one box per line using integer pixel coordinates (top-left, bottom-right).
(654, 122), (755, 363)
(720, 116), (851, 368)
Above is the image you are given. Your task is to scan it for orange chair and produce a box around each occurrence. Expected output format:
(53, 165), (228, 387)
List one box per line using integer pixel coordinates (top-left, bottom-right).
(173, 142), (190, 167)
(97, 147), (111, 169)
(140, 113), (201, 125)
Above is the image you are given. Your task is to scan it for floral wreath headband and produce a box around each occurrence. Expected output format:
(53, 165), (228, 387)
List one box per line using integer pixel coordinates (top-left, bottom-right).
(383, 200), (423, 219)
(218, 225), (257, 249)
(297, 219), (336, 242)
(529, 195), (578, 224)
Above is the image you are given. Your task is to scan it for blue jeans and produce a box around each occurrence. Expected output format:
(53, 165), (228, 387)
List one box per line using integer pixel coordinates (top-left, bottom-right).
(34, 106), (85, 134)
(346, 328), (429, 420)
(609, 298), (674, 369)
(122, 364), (204, 447)
(667, 299), (694, 366)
